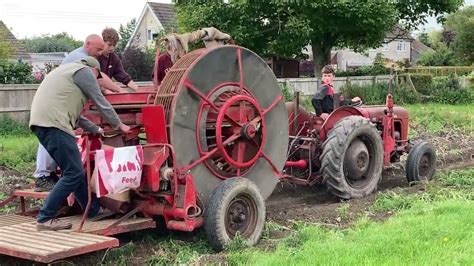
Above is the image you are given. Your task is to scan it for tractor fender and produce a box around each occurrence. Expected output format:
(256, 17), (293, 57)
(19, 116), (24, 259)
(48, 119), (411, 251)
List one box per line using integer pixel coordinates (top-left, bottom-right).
(319, 106), (369, 140)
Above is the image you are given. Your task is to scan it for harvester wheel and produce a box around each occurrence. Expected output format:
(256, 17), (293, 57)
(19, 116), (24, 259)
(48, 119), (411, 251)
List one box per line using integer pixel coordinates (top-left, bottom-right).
(320, 115), (383, 199)
(406, 141), (436, 183)
(204, 177), (265, 251)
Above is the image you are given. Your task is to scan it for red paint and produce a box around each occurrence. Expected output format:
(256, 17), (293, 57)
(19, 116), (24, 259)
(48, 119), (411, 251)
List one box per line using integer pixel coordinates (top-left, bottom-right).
(382, 94), (396, 166)
(285, 160), (308, 169)
(142, 105), (168, 144)
(215, 94), (264, 169)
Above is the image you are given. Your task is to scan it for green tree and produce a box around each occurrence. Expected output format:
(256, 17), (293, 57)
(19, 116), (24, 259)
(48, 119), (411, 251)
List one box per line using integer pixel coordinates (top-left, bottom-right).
(417, 44), (456, 66)
(0, 28), (15, 60)
(22, 32), (82, 53)
(444, 6), (474, 65)
(176, 0), (463, 76)
(417, 32), (431, 48)
(117, 18), (137, 52)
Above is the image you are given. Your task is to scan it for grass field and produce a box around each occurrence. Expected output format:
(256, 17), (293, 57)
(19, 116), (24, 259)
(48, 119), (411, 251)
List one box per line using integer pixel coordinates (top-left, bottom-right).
(0, 134), (37, 174)
(405, 104), (474, 136)
(228, 168), (474, 265)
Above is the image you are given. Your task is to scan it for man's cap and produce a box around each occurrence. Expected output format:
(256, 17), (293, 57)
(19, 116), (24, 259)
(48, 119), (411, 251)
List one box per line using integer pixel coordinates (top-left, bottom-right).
(77, 56), (101, 70)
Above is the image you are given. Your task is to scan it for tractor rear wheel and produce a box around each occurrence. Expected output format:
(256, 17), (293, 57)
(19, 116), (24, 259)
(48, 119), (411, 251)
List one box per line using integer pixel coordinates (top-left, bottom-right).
(320, 116), (383, 199)
(204, 177), (265, 251)
(406, 141), (436, 183)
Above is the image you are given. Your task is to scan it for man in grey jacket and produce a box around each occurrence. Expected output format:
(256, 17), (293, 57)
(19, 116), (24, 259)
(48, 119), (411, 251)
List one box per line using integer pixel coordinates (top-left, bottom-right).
(30, 56), (130, 230)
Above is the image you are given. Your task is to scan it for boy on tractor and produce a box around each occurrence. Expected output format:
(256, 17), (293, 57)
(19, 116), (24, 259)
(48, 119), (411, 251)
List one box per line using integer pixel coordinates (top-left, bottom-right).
(311, 65), (362, 117)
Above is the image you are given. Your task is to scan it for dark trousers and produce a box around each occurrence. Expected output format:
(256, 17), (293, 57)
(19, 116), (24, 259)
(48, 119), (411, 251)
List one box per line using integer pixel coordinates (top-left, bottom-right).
(311, 96), (334, 116)
(31, 126), (98, 223)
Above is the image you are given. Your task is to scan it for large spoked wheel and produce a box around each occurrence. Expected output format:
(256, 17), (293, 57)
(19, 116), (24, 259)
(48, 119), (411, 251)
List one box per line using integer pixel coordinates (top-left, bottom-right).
(204, 177), (265, 251)
(406, 141), (436, 183)
(320, 116), (384, 199)
(156, 45), (289, 205)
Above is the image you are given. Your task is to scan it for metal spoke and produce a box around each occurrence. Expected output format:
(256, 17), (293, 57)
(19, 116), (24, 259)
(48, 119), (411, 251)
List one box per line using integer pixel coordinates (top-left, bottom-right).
(181, 133), (241, 172)
(236, 140), (247, 176)
(237, 48), (244, 95)
(260, 151), (280, 175)
(184, 79), (242, 128)
(262, 95), (283, 116)
(249, 138), (278, 175)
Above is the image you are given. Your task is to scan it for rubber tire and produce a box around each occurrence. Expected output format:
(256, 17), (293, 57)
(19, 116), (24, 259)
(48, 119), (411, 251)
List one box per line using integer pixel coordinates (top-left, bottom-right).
(204, 177), (265, 251)
(320, 115), (384, 199)
(406, 141), (436, 183)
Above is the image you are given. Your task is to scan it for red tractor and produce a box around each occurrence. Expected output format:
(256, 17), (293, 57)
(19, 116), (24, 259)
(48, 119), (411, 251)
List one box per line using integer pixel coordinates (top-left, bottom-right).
(283, 73), (437, 199)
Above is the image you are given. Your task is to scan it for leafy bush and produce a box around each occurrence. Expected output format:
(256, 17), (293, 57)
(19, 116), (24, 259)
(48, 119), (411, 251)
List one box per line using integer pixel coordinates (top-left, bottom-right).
(22, 32), (82, 53)
(430, 75), (473, 104)
(399, 73), (433, 95)
(431, 87), (473, 104)
(0, 116), (30, 136)
(121, 46), (155, 81)
(336, 53), (390, 77)
(342, 83), (421, 105)
(342, 75), (472, 105)
(280, 84), (294, 101)
(336, 65), (390, 77)
(417, 45), (457, 66)
(0, 61), (33, 84)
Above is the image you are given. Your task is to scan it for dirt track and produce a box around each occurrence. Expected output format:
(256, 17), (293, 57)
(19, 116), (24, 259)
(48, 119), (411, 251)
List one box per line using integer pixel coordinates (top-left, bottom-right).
(265, 131), (474, 228)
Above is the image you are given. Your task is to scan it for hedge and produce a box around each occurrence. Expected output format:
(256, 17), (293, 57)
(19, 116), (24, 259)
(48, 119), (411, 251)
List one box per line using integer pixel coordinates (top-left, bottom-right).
(342, 76), (474, 104)
(429, 76), (473, 105)
(342, 83), (421, 105)
(399, 74), (433, 95)
(0, 61), (34, 84)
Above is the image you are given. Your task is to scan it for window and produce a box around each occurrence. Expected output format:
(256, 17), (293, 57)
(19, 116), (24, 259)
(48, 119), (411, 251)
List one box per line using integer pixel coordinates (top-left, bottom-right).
(382, 43), (389, 51)
(397, 40), (406, 52)
(147, 29), (152, 41)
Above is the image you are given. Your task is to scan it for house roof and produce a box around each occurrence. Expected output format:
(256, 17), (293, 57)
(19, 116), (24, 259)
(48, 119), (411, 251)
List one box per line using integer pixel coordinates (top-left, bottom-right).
(147, 2), (177, 31)
(385, 25), (413, 41)
(411, 39), (434, 54)
(29, 52), (67, 62)
(0, 21), (31, 60)
(125, 2), (177, 49)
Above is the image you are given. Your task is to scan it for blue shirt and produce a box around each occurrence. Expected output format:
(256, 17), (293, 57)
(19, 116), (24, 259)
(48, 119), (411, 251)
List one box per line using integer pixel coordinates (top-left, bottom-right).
(62, 47), (89, 65)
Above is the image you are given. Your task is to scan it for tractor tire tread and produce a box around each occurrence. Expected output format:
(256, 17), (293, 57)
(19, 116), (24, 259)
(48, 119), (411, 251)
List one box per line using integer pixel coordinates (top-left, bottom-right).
(320, 115), (383, 199)
(406, 141), (436, 183)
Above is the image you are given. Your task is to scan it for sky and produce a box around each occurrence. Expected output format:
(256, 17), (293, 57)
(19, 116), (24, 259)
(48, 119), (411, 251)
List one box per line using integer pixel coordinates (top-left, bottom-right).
(0, 0), (473, 40)
(0, 0), (172, 40)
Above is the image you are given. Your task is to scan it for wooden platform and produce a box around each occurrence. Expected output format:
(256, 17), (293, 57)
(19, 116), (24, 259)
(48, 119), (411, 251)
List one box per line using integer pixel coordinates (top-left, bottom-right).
(0, 214), (155, 263)
(12, 188), (49, 199)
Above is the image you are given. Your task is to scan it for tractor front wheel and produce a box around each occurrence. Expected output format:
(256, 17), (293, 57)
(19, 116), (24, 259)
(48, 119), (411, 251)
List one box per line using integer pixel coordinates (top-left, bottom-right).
(406, 141), (436, 183)
(204, 177), (265, 251)
(320, 116), (384, 199)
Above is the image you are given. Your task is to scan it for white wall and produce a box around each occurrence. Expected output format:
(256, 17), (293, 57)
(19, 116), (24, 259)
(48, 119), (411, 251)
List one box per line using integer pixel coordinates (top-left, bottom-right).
(368, 39), (411, 62)
(131, 7), (164, 49)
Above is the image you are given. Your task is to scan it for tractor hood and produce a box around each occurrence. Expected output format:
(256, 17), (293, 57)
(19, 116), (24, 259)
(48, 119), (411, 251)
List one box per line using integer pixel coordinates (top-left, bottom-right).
(360, 105), (409, 122)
